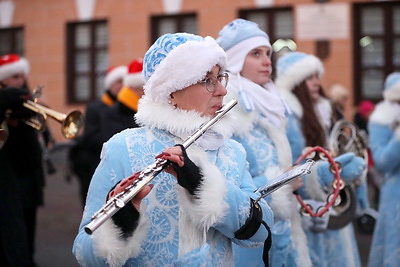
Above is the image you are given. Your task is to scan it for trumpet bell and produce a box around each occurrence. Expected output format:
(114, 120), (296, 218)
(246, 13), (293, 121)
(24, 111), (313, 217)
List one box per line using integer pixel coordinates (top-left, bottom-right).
(22, 100), (84, 139)
(62, 110), (84, 139)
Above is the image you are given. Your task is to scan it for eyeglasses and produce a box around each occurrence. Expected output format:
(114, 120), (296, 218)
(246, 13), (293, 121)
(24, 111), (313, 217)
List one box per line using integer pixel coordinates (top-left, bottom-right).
(198, 72), (229, 93)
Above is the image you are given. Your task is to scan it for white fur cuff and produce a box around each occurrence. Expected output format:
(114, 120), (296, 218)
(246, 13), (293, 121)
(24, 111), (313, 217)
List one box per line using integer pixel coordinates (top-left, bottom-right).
(91, 204), (148, 267)
(176, 150), (228, 229)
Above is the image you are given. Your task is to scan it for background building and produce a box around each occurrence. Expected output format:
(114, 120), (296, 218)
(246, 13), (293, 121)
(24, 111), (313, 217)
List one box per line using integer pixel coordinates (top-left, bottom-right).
(1, 0), (399, 141)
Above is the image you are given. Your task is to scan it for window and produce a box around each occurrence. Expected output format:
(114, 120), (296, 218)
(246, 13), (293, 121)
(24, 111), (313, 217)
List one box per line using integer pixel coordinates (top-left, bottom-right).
(239, 7), (294, 79)
(353, 2), (400, 103)
(66, 20), (108, 103)
(0, 27), (24, 56)
(150, 13), (197, 44)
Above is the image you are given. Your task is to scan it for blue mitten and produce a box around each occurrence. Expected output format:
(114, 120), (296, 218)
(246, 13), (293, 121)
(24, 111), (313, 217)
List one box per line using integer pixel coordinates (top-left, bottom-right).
(317, 152), (366, 188)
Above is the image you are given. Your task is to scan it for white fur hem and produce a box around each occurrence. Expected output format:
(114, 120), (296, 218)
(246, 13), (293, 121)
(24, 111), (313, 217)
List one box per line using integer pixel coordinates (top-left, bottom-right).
(92, 204), (148, 267)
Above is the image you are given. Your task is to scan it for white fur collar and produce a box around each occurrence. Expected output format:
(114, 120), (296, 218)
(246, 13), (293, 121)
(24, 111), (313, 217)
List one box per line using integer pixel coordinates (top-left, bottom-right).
(280, 90), (303, 118)
(135, 95), (235, 139)
(370, 101), (400, 126)
(224, 90), (258, 137)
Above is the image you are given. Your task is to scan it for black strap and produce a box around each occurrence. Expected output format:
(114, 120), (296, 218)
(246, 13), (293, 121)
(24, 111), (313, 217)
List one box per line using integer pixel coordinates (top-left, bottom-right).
(261, 221), (272, 267)
(234, 199), (272, 267)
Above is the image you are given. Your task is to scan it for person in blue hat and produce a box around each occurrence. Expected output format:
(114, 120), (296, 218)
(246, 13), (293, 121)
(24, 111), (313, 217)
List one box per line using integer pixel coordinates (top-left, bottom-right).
(368, 72), (400, 267)
(72, 32), (273, 266)
(217, 19), (365, 267)
(275, 51), (367, 266)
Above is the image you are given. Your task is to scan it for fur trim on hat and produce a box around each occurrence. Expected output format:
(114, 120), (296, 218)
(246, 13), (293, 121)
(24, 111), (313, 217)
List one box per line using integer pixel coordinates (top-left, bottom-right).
(0, 57), (29, 81)
(123, 72), (145, 88)
(104, 66), (128, 89)
(144, 36), (226, 105)
(275, 54), (324, 92)
(383, 80), (400, 101)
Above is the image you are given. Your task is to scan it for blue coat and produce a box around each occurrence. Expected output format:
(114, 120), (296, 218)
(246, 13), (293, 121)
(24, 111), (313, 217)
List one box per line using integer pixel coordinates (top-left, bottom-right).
(368, 101), (400, 267)
(72, 96), (273, 266)
(224, 79), (311, 267)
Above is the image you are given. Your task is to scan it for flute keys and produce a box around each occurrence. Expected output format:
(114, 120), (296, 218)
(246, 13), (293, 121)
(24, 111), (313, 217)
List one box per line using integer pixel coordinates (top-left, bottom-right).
(115, 199), (125, 208)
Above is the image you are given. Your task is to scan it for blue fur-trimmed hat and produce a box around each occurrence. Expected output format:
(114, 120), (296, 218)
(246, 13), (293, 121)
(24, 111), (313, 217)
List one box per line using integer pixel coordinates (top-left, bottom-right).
(275, 51), (324, 91)
(217, 19), (271, 74)
(383, 72), (400, 101)
(143, 33), (226, 105)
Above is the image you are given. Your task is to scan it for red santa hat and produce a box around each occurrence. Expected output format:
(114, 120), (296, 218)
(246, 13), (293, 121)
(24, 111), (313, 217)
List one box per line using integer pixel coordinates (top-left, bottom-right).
(123, 58), (145, 88)
(0, 54), (30, 81)
(104, 65), (128, 89)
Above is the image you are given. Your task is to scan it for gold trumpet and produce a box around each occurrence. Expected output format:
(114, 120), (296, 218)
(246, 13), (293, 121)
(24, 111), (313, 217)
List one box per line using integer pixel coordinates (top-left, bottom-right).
(23, 100), (84, 139)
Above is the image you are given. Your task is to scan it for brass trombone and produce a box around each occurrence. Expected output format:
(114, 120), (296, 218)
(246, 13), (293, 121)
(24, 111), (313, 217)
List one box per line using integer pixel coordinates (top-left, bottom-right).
(23, 100), (84, 139)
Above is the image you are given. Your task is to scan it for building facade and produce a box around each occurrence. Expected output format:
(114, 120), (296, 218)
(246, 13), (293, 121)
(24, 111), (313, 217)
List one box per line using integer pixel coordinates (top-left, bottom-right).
(0, 0), (399, 141)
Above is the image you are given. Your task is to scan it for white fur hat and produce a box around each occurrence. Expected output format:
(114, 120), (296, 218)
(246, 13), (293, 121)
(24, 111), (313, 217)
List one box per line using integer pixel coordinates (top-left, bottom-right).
(104, 65), (128, 89)
(142, 33), (226, 105)
(0, 54), (30, 81)
(275, 51), (324, 91)
(383, 72), (400, 101)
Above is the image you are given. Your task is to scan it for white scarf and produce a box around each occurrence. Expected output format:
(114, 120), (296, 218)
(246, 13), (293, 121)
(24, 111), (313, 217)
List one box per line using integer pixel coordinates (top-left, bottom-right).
(174, 129), (224, 151)
(229, 73), (288, 128)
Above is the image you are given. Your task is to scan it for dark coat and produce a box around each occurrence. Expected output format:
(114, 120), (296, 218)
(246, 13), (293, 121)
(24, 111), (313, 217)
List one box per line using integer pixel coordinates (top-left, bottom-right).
(69, 100), (110, 205)
(100, 101), (139, 142)
(0, 147), (32, 266)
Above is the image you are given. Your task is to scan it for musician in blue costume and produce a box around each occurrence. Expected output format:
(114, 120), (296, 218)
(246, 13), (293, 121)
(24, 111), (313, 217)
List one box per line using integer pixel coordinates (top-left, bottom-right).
(73, 32), (273, 266)
(217, 19), (310, 267)
(217, 19), (365, 267)
(275, 51), (367, 267)
(368, 72), (400, 267)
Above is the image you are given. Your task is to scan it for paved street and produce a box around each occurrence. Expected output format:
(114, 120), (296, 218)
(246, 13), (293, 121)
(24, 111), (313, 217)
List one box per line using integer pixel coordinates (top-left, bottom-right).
(33, 142), (373, 267)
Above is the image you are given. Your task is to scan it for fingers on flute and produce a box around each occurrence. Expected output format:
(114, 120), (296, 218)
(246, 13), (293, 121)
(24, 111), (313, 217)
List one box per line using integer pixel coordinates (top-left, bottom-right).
(156, 151), (184, 167)
(108, 171), (141, 198)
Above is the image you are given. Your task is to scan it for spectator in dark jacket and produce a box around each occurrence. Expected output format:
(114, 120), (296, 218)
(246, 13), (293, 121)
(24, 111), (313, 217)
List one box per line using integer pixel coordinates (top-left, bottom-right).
(69, 64), (127, 206)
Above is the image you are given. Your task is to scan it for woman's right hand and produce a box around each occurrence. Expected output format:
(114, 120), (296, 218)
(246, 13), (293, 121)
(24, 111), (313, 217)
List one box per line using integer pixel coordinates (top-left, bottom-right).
(108, 172), (153, 211)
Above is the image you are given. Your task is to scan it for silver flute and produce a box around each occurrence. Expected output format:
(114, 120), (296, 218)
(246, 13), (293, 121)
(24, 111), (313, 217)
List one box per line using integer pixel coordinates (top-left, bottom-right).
(84, 99), (237, 235)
